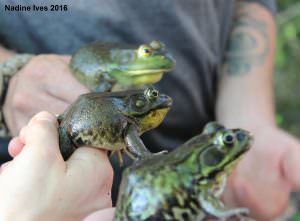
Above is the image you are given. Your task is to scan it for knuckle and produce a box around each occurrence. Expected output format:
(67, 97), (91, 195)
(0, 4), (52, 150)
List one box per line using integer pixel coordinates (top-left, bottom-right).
(46, 54), (58, 61)
(24, 56), (47, 80)
(12, 93), (28, 110)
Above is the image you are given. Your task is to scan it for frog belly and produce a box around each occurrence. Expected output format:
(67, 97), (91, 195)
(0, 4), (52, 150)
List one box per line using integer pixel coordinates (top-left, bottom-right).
(71, 129), (125, 151)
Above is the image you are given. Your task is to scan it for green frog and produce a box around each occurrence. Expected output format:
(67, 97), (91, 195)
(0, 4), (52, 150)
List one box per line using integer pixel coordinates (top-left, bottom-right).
(70, 40), (175, 92)
(58, 87), (172, 165)
(114, 122), (253, 221)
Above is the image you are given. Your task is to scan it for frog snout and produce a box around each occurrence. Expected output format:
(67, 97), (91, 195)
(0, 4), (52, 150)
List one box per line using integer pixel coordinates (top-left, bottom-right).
(159, 53), (176, 69)
(160, 95), (173, 108)
(248, 133), (254, 148)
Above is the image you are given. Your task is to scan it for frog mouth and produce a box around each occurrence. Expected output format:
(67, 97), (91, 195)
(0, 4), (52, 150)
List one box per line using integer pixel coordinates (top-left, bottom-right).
(126, 69), (171, 76)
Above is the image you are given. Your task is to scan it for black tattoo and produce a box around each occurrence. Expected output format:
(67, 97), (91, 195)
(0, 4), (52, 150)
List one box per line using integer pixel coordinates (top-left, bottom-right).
(223, 2), (269, 75)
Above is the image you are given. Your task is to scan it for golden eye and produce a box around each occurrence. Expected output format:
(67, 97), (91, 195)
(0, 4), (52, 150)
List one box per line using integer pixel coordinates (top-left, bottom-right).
(138, 45), (153, 58)
(135, 100), (145, 108)
(145, 88), (159, 100)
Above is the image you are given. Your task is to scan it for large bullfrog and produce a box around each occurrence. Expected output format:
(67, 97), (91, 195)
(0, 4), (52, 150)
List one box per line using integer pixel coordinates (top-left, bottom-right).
(58, 87), (172, 165)
(114, 122), (253, 221)
(70, 40), (175, 92)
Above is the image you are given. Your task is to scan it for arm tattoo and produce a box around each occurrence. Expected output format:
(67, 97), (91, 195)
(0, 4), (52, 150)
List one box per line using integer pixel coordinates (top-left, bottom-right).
(223, 2), (269, 76)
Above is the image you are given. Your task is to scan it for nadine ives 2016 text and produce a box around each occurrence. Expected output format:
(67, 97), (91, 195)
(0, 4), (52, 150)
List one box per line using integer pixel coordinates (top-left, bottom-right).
(5, 4), (68, 12)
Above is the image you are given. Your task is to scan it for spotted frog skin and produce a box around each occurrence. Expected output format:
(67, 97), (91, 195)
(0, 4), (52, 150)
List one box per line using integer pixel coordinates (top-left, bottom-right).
(58, 87), (172, 164)
(114, 122), (253, 221)
(70, 40), (175, 92)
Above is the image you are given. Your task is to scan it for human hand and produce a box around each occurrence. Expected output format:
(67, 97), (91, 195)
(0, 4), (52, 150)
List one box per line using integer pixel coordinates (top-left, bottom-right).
(0, 111), (113, 221)
(3, 54), (89, 136)
(224, 124), (300, 220)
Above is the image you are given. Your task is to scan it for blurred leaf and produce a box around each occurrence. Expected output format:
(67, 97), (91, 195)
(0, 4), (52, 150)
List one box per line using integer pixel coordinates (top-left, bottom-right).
(283, 23), (297, 39)
(292, 212), (300, 221)
(276, 114), (284, 126)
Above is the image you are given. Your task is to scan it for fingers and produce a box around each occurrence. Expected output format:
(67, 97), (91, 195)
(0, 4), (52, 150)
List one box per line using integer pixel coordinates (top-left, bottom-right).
(42, 57), (89, 102)
(20, 111), (62, 162)
(46, 74), (89, 103)
(65, 147), (113, 207)
(225, 174), (288, 221)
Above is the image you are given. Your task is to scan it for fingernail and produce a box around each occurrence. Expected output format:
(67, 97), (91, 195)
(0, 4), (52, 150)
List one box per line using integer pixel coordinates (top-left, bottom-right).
(32, 112), (58, 127)
(35, 116), (55, 123)
(34, 112), (56, 123)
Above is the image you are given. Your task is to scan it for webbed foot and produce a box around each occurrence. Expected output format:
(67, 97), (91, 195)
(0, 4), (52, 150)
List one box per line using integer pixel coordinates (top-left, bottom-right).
(198, 194), (249, 220)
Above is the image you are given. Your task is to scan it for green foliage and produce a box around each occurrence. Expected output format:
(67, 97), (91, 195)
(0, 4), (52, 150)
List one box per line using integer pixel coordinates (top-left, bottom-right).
(275, 0), (300, 137)
(293, 212), (300, 221)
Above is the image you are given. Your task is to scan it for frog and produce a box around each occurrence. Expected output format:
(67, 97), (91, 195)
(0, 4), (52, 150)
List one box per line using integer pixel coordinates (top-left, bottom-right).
(58, 86), (172, 165)
(114, 122), (254, 221)
(70, 40), (175, 92)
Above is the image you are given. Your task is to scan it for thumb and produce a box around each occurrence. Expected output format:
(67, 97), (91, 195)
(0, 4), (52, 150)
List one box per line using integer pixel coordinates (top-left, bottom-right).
(20, 111), (62, 162)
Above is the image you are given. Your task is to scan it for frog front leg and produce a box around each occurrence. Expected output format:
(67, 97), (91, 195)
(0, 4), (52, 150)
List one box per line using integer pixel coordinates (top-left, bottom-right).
(197, 192), (249, 220)
(93, 71), (116, 92)
(124, 124), (152, 159)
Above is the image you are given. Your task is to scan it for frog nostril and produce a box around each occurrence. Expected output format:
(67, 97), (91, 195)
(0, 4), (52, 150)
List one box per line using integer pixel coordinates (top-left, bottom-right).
(236, 132), (246, 141)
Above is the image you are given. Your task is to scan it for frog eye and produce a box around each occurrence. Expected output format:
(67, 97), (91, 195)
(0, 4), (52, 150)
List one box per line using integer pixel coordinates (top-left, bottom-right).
(135, 99), (145, 108)
(222, 132), (236, 146)
(145, 88), (159, 100)
(138, 45), (153, 58)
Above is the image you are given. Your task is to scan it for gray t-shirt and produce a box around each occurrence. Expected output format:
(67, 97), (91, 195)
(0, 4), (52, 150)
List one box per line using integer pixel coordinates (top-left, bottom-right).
(0, 0), (276, 202)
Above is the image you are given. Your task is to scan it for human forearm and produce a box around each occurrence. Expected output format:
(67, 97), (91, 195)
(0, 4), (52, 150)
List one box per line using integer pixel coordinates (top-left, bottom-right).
(0, 44), (14, 63)
(216, 2), (276, 131)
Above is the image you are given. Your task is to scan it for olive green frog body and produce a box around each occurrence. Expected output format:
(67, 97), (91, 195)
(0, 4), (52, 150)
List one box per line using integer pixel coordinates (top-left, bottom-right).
(58, 87), (172, 163)
(70, 40), (175, 92)
(114, 122), (254, 221)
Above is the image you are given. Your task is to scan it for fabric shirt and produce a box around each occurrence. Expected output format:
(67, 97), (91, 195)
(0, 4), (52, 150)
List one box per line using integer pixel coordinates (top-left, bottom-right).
(0, 0), (276, 202)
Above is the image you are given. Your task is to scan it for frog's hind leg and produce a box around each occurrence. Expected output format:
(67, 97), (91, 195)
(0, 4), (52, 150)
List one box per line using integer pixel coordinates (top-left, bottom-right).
(109, 150), (116, 157)
(109, 150), (124, 167)
(117, 150), (124, 167)
(123, 148), (136, 160)
(109, 149), (136, 167)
